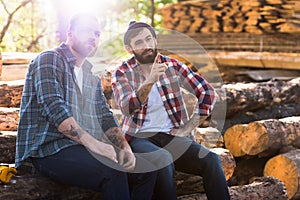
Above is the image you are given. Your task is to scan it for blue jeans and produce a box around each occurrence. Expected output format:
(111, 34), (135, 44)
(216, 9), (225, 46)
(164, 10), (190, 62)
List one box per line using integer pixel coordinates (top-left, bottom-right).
(129, 132), (231, 200)
(31, 145), (156, 200)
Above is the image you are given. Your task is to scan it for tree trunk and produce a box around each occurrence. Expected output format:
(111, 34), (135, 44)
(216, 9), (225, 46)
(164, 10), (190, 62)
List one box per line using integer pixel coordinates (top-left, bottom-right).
(0, 174), (287, 200)
(0, 83), (23, 107)
(228, 156), (269, 186)
(0, 131), (16, 163)
(0, 131), (235, 182)
(194, 127), (224, 148)
(0, 175), (101, 200)
(224, 116), (300, 157)
(264, 149), (300, 200)
(0, 108), (19, 131)
(223, 78), (300, 117)
(177, 176), (288, 200)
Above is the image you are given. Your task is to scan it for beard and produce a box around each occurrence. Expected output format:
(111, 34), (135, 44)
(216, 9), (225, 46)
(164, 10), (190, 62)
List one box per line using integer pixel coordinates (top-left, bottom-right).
(133, 48), (158, 64)
(72, 40), (97, 58)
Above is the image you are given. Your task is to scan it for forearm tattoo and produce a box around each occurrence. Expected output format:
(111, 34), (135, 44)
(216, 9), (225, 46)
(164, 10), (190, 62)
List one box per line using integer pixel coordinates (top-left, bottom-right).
(61, 125), (83, 141)
(105, 127), (125, 148)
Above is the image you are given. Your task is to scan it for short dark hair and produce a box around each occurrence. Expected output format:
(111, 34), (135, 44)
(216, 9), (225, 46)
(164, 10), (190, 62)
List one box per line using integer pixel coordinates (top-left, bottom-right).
(68, 12), (99, 31)
(123, 21), (156, 45)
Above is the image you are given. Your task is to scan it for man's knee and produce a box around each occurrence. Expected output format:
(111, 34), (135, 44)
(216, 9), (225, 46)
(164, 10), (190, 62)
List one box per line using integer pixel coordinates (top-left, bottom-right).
(154, 148), (174, 170)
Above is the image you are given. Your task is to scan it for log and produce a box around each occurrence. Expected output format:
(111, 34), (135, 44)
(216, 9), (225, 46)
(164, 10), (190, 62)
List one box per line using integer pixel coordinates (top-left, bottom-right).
(194, 127), (224, 148)
(0, 108), (19, 131)
(224, 116), (300, 157)
(1, 174), (287, 200)
(0, 130), (235, 182)
(264, 149), (300, 199)
(223, 78), (300, 117)
(228, 156), (269, 186)
(223, 101), (300, 135)
(0, 175), (101, 200)
(0, 81), (24, 108)
(0, 131), (16, 163)
(210, 148), (236, 181)
(0, 149), (232, 199)
(178, 176), (288, 200)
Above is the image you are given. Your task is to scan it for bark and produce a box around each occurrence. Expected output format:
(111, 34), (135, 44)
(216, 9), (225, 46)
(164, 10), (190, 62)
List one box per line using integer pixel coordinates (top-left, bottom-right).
(1, 174), (287, 200)
(223, 102), (300, 135)
(224, 116), (300, 157)
(0, 175), (101, 200)
(177, 176), (288, 200)
(0, 107), (19, 131)
(210, 148), (236, 181)
(0, 83), (23, 107)
(194, 127), (224, 148)
(0, 129), (235, 184)
(0, 131), (16, 163)
(264, 149), (300, 200)
(223, 78), (300, 117)
(228, 156), (269, 186)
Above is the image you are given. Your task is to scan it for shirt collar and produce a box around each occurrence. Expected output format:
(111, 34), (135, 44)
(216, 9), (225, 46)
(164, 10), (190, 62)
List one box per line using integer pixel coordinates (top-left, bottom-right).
(58, 43), (93, 72)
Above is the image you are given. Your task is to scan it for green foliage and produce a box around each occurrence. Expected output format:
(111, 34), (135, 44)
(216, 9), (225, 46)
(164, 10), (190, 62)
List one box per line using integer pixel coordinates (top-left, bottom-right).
(100, 0), (177, 59)
(0, 0), (57, 52)
(0, 0), (176, 53)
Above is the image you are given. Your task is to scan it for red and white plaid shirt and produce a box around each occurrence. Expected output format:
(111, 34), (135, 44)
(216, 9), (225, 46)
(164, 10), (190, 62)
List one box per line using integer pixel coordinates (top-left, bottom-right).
(112, 54), (218, 136)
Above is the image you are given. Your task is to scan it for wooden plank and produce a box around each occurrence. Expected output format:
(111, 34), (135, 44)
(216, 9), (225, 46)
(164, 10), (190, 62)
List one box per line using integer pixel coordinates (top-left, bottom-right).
(208, 51), (300, 70)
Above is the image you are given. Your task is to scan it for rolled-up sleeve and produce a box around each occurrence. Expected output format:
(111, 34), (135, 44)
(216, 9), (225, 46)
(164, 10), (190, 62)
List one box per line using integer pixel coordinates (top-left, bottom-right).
(112, 69), (143, 116)
(33, 51), (72, 127)
(177, 61), (218, 116)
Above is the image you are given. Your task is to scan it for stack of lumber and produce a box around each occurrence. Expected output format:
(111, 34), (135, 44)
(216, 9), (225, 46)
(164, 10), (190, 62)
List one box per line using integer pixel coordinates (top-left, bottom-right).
(159, 0), (300, 34)
(158, 0), (300, 52)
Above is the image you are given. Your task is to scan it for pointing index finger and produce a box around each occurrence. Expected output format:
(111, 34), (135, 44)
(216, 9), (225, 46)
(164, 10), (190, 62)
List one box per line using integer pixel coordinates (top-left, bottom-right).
(154, 53), (160, 64)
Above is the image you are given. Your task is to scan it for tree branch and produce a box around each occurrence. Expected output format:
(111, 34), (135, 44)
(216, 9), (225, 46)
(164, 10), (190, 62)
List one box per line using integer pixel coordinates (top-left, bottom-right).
(0, 0), (33, 44)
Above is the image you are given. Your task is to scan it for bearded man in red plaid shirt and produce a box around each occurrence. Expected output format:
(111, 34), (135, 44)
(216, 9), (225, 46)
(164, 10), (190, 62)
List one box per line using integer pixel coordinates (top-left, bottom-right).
(112, 21), (230, 200)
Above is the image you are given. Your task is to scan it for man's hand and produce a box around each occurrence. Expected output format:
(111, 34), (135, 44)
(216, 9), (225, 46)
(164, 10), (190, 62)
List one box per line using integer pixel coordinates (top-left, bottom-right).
(170, 115), (208, 137)
(87, 140), (118, 163)
(147, 62), (168, 84)
(104, 127), (137, 170)
(118, 149), (136, 171)
(146, 53), (168, 84)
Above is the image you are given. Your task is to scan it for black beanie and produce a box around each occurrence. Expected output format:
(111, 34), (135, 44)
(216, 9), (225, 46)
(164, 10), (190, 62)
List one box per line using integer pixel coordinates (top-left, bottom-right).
(123, 21), (156, 45)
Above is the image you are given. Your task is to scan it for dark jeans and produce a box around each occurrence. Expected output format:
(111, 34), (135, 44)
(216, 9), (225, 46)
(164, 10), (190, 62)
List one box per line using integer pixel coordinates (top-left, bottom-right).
(129, 132), (231, 200)
(31, 145), (156, 200)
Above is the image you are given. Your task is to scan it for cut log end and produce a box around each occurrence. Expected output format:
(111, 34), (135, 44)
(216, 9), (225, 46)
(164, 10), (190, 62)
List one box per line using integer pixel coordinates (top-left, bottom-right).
(264, 150), (300, 199)
(239, 122), (269, 155)
(224, 125), (246, 157)
(210, 148), (236, 180)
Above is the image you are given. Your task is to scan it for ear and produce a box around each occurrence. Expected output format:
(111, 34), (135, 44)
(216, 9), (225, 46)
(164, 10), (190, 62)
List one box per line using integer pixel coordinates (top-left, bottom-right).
(125, 45), (133, 54)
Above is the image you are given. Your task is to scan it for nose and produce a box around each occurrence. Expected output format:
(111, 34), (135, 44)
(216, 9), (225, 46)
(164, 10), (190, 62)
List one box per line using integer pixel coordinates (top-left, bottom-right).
(141, 39), (151, 50)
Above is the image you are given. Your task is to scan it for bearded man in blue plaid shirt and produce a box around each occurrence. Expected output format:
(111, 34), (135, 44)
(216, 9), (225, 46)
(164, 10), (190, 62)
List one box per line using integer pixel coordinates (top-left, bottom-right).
(112, 21), (230, 200)
(15, 13), (156, 200)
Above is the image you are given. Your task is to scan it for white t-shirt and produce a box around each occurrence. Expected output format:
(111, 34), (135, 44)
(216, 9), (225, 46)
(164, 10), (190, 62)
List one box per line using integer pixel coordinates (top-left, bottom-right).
(139, 84), (173, 133)
(74, 65), (83, 92)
